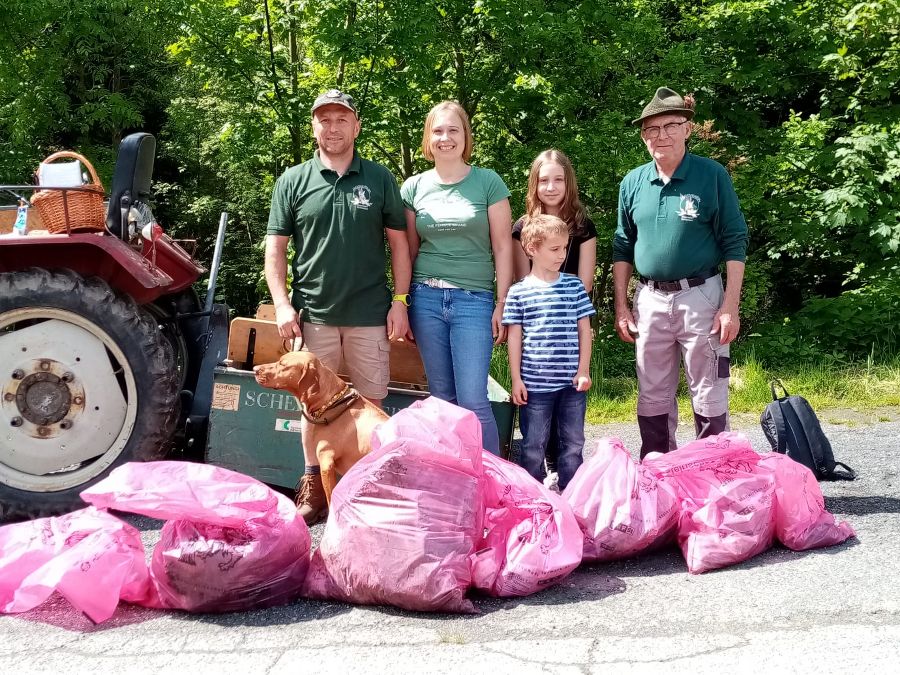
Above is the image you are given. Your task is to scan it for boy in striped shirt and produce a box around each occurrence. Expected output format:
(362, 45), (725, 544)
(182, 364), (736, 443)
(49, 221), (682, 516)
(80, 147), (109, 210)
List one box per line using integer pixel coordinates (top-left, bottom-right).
(503, 214), (595, 490)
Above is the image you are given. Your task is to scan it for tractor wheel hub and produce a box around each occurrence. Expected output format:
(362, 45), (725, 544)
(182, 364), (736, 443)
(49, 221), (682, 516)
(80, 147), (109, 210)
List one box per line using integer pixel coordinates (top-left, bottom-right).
(15, 371), (72, 426)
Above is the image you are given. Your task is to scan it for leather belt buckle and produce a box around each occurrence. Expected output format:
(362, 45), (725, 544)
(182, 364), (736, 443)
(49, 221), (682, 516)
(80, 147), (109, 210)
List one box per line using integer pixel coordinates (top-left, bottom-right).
(641, 269), (718, 293)
(656, 280), (681, 292)
(423, 277), (459, 289)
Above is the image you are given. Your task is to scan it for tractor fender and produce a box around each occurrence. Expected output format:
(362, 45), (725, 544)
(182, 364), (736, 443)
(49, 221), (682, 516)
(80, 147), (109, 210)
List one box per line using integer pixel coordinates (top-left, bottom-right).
(0, 233), (200, 304)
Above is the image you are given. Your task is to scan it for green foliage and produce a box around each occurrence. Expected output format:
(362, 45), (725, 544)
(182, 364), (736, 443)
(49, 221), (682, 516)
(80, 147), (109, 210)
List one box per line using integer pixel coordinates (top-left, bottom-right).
(0, 0), (898, 356)
(495, 340), (900, 423)
(748, 276), (900, 364)
(727, 351), (900, 418)
(0, 0), (173, 182)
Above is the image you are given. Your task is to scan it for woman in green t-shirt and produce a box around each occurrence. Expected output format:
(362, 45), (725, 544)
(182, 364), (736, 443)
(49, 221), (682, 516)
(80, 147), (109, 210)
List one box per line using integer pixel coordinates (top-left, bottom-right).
(400, 100), (514, 455)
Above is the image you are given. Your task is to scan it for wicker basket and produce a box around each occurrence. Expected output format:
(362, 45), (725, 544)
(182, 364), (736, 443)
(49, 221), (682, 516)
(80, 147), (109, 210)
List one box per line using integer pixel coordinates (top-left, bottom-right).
(31, 151), (106, 234)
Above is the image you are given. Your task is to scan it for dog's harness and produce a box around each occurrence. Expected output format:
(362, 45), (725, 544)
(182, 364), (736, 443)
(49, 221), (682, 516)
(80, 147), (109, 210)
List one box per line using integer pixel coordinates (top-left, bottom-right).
(300, 384), (360, 425)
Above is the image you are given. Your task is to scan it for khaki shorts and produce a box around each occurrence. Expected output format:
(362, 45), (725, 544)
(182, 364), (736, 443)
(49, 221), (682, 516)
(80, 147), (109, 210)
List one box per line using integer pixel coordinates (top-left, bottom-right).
(300, 323), (390, 400)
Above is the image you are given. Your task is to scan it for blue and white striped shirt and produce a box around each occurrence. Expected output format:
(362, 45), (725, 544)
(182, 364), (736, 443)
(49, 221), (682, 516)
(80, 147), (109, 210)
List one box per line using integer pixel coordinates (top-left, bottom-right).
(502, 273), (595, 393)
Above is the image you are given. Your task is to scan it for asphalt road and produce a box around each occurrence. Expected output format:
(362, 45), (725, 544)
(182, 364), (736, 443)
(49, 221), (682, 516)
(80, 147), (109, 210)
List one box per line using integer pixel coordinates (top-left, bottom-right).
(2, 417), (899, 674)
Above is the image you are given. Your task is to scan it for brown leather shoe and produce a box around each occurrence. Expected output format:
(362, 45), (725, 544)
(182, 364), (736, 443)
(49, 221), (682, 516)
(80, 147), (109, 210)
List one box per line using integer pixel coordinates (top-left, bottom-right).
(295, 472), (328, 526)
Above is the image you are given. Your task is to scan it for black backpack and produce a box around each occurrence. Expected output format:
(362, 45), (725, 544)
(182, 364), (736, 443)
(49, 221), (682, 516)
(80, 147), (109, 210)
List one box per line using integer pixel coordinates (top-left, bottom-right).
(760, 380), (856, 481)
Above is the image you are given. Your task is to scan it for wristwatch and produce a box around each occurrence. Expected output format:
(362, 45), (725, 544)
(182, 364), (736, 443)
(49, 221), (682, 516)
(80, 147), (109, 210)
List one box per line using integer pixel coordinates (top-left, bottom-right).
(392, 293), (410, 306)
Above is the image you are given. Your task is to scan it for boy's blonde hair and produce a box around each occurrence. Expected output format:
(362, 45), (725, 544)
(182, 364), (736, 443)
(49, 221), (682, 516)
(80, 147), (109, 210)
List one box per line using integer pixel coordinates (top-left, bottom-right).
(421, 101), (473, 163)
(520, 214), (571, 255)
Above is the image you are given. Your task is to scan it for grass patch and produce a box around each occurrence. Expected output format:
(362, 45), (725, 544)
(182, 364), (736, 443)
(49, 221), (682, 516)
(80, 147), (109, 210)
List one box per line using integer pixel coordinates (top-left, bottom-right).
(490, 345), (900, 424)
(439, 633), (467, 645)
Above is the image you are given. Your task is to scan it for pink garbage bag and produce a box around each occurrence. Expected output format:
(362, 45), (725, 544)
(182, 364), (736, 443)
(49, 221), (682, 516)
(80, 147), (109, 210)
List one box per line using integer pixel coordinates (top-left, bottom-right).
(646, 433), (776, 574)
(0, 507), (151, 623)
(304, 398), (484, 613)
(471, 453), (583, 597)
(372, 396), (485, 475)
(562, 438), (679, 561)
(82, 461), (310, 613)
(759, 453), (855, 550)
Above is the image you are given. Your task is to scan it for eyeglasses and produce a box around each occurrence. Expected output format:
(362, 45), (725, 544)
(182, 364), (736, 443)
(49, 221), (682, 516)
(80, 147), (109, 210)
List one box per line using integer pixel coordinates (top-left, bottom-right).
(641, 121), (688, 140)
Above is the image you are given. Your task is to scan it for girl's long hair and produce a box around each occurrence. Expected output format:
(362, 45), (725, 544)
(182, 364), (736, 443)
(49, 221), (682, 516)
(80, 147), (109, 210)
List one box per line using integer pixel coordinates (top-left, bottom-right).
(525, 149), (587, 237)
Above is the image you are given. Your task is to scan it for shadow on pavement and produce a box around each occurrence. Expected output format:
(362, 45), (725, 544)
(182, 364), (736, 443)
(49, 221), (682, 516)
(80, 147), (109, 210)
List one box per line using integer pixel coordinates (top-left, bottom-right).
(15, 594), (162, 632)
(588, 545), (687, 578)
(472, 568), (627, 615)
(14, 594), (354, 632)
(116, 513), (165, 531)
(825, 495), (900, 515)
(195, 597), (352, 627)
(573, 533), (861, 579)
(263, 568), (628, 623)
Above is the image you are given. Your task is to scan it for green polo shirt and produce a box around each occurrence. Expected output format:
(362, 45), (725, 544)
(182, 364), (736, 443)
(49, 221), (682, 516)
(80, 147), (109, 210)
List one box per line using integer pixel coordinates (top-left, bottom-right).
(267, 151), (405, 326)
(613, 153), (749, 280)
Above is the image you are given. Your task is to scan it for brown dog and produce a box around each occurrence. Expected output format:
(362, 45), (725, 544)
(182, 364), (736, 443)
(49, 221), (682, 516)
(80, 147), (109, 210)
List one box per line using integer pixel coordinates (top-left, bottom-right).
(253, 351), (388, 507)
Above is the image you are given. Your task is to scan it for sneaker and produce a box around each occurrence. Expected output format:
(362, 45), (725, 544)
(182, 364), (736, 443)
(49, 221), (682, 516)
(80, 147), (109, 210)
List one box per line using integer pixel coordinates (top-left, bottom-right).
(295, 472), (329, 526)
(543, 471), (560, 493)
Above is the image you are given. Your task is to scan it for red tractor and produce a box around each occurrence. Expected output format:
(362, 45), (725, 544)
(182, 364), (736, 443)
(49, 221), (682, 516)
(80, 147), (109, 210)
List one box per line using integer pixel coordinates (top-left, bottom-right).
(0, 133), (229, 520)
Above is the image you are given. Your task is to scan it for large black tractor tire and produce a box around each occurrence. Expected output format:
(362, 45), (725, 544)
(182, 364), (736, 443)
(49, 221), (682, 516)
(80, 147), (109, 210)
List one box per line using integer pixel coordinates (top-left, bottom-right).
(0, 268), (178, 521)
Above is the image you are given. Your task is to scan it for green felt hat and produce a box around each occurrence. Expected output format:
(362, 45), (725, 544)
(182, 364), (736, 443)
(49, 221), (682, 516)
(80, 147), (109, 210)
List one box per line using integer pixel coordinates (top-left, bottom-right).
(632, 87), (695, 125)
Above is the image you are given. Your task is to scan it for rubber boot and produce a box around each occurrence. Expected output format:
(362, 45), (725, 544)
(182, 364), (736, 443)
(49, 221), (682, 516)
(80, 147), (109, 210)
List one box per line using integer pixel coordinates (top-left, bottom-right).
(638, 413), (672, 459)
(693, 412), (728, 439)
(295, 472), (328, 526)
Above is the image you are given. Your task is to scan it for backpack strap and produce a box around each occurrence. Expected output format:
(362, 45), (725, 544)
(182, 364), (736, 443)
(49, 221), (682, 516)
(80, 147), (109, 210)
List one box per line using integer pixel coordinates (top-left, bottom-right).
(770, 379), (790, 400)
(767, 398), (789, 454)
(830, 461), (857, 481)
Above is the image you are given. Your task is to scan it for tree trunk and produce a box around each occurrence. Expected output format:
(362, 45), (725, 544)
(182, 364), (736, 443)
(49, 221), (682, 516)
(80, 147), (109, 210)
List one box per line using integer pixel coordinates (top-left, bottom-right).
(285, 0), (303, 165)
(336, 1), (358, 88)
(400, 120), (413, 180)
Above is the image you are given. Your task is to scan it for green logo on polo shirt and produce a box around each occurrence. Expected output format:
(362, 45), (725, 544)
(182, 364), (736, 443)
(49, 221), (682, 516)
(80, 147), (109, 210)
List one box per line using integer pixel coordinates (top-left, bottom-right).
(678, 193), (700, 221)
(352, 184), (372, 209)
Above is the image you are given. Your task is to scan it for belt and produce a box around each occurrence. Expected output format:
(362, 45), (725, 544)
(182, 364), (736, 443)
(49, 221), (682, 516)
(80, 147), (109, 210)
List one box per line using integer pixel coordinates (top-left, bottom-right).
(639, 269), (719, 293)
(421, 278), (460, 289)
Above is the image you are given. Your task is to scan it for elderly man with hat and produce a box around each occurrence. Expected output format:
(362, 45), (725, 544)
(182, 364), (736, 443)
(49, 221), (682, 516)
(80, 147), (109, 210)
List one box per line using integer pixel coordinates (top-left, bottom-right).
(612, 86), (749, 457)
(265, 89), (411, 524)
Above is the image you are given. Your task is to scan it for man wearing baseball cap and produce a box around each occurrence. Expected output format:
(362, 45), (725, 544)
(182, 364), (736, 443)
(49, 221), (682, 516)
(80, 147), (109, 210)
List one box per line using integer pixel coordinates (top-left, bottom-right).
(265, 89), (411, 524)
(612, 86), (749, 457)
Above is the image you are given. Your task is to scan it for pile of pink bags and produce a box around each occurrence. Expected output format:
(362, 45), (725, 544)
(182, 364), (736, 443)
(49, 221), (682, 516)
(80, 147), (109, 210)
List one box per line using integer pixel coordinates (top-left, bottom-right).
(302, 435), (485, 613)
(563, 437), (679, 562)
(0, 462), (311, 622)
(305, 397), (583, 612)
(564, 432), (855, 574)
(83, 462), (311, 612)
(0, 506), (152, 623)
(471, 453), (583, 597)
(645, 435), (780, 573)
(0, 399), (582, 620)
(759, 452), (857, 551)
(0, 402), (856, 622)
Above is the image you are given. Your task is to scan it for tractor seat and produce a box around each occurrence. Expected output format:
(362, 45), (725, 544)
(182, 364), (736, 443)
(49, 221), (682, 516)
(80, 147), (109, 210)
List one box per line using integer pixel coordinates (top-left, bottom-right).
(106, 133), (156, 239)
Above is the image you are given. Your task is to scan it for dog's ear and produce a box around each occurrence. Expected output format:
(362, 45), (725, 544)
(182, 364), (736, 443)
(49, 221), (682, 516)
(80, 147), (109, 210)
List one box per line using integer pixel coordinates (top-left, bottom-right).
(295, 360), (323, 401)
(313, 358), (346, 394)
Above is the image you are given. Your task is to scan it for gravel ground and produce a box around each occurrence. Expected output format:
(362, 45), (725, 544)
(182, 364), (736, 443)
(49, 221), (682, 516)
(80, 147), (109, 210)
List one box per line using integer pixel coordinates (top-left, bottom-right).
(2, 413), (898, 674)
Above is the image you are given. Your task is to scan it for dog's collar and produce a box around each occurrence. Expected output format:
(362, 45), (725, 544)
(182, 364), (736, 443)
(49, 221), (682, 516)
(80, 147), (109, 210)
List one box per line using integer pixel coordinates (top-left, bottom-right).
(301, 384), (359, 425)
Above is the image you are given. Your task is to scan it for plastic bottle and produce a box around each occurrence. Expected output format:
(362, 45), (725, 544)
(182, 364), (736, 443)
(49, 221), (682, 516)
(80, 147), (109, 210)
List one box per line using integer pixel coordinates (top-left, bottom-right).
(12, 199), (28, 236)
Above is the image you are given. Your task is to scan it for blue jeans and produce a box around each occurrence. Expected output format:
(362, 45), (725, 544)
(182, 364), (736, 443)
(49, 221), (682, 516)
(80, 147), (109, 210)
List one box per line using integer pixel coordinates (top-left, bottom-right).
(518, 386), (586, 490)
(409, 283), (500, 455)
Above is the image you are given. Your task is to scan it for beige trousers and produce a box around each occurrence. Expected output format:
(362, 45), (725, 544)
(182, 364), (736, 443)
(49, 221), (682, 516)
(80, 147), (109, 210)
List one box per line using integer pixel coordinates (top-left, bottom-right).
(633, 275), (730, 454)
